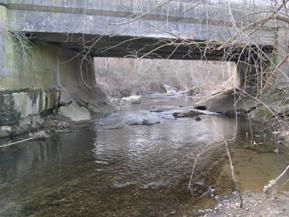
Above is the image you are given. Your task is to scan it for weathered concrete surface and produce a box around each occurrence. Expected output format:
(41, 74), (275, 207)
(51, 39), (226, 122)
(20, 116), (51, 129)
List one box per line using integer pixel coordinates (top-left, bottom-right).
(274, 24), (289, 89)
(0, 38), (110, 127)
(0, 0), (287, 129)
(1, 38), (108, 106)
(0, 2), (112, 131)
(56, 47), (111, 119)
(2, 0), (278, 97)
(0, 89), (60, 125)
(0, 5), (7, 76)
(1, 0), (276, 61)
(6, 0), (275, 45)
(195, 88), (257, 114)
(195, 89), (238, 114)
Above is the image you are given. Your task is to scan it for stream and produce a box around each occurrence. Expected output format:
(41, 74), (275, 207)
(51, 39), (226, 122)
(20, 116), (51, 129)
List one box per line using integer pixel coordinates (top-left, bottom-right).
(1, 95), (289, 217)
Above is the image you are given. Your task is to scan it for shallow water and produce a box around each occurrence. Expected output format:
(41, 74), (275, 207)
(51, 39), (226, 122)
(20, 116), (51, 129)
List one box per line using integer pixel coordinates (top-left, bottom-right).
(0, 95), (289, 217)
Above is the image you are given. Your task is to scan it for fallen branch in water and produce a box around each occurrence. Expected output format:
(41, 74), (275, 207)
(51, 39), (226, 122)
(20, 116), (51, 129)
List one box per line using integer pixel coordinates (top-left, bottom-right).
(264, 165), (289, 199)
(0, 137), (33, 148)
(0, 130), (51, 148)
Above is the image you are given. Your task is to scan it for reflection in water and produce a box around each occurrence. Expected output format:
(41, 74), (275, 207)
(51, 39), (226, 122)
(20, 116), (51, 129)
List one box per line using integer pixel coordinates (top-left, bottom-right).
(0, 131), (94, 184)
(0, 141), (62, 183)
(0, 96), (288, 217)
(0, 130), (97, 216)
(93, 115), (238, 188)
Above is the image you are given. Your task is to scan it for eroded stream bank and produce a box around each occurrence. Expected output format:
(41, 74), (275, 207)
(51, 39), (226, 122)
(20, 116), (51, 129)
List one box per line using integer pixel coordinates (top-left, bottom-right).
(1, 95), (289, 217)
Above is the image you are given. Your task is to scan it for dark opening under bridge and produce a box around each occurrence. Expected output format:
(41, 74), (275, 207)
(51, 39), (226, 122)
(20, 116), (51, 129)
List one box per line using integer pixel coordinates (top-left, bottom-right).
(0, 0), (288, 124)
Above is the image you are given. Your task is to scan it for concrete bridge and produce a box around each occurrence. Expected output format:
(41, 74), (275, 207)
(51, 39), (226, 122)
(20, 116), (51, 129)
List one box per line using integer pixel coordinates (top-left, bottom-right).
(0, 0), (287, 126)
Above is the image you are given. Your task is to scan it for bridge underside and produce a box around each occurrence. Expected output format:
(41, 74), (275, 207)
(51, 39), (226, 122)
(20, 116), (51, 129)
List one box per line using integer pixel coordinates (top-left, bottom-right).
(29, 32), (274, 62)
(0, 1), (281, 128)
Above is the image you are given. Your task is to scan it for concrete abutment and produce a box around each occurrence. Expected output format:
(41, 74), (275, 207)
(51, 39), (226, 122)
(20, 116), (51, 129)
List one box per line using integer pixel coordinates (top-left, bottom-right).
(0, 8), (110, 136)
(0, 4), (8, 76)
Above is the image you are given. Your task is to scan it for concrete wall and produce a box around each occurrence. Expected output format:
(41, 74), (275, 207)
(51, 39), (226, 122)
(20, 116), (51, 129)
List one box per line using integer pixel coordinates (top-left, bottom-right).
(0, 4), (109, 126)
(0, 42), (109, 125)
(0, 38), (109, 124)
(275, 26), (289, 89)
(0, 5), (7, 76)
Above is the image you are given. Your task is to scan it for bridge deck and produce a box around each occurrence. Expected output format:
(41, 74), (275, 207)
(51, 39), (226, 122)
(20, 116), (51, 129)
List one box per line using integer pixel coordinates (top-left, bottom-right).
(3, 0), (277, 59)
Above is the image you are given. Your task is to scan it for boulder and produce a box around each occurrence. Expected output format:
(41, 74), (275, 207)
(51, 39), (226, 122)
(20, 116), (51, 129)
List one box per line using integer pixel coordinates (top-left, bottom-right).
(0, 126), (12, 138)
(58, 101), (91, 122)
(173, 110), (203, 118)
(29, 130), (51, 140)
(124, 112), (161, 125)
(120, 95), (142, 105)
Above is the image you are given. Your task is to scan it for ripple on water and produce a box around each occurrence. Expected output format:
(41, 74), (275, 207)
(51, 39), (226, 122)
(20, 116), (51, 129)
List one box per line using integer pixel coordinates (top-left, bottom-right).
(1, 96), (289, 217)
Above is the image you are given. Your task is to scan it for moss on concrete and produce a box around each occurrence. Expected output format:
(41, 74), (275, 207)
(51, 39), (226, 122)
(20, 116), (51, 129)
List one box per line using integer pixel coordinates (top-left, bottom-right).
(0, 88), (60, 125)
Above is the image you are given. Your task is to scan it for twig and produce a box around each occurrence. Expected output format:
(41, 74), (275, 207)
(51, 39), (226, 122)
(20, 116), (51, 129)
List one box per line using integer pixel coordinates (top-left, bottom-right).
(224, 138), (243, 208)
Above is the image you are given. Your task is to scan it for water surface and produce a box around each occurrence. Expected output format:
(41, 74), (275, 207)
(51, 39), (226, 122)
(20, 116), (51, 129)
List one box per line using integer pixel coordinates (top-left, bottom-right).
(0, 95), (288, 217)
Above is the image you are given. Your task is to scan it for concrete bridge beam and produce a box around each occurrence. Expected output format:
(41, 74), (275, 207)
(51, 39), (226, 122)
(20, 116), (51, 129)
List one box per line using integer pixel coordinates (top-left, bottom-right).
(274, 26), (289, 89)
(0, 4), (8, 76)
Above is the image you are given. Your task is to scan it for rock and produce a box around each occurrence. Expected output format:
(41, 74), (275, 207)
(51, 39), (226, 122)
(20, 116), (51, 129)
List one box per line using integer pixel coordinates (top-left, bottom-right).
(194, 105), (207, 110)
(119, 89), (131, 97)
(150, 105), (181, 113)
(143, 119), (160, 125)
(0, 126), (12, 138)
(128, 118), (161, 126)
(173, 110), (202, 118)
(195, 116), (201, 121)
(58, 101), (91, 121)
(170, 210), (177, 215)
(30, 130), (51, 140)
(157, 112), (175, 120)
(124, 112), (161, 125)
(120, 95), (142, 105)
